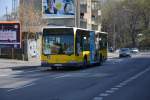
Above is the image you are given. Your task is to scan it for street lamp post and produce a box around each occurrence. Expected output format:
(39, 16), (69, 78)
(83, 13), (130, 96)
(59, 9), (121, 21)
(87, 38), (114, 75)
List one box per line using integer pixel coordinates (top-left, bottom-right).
(75, 0), (80, 28)
(137, 33), (143, 48)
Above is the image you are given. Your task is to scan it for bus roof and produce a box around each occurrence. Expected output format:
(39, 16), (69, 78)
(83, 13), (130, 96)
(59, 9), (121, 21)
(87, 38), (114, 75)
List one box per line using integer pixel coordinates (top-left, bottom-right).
(43, 26), (73, 29)
(42, 26), (95, 32)
(75, 27), (95, 32)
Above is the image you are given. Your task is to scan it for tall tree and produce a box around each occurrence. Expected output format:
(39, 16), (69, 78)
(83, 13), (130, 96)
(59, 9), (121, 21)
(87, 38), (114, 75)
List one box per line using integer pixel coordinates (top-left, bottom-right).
(102, 0), (150, 48)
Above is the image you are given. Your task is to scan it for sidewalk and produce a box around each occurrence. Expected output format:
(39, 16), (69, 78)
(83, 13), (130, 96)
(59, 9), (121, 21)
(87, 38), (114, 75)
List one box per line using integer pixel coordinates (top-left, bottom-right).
(0, 53), (119, 70)
(0, 58), (41, 70)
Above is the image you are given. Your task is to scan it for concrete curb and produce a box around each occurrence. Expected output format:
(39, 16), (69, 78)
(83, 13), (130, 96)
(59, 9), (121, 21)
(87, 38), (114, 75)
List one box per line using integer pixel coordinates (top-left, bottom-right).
(10, 65), (40, 70)
(0, 59), (41, 70)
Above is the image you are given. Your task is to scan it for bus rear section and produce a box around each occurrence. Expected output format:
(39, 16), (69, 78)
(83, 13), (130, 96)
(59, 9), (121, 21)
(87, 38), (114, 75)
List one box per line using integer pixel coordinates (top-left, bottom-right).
(98, 32), (108, 62)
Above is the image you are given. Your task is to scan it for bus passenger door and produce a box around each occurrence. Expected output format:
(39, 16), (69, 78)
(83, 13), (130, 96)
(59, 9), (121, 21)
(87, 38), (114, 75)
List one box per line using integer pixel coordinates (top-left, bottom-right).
(76, 34), (84, 63)
(90, 31), (96, 64)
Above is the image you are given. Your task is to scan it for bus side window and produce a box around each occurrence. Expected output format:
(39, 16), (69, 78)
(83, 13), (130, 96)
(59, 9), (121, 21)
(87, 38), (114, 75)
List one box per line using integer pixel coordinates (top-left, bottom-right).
(76, 34), (82, 55)
(77, 43), (81, 55)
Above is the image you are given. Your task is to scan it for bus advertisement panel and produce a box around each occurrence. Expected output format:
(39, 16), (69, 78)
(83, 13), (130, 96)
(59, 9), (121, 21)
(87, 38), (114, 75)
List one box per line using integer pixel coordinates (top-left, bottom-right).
(0, 21), (21, 48)
(42, 0), (75, 18)
(90, 31), (96, 64)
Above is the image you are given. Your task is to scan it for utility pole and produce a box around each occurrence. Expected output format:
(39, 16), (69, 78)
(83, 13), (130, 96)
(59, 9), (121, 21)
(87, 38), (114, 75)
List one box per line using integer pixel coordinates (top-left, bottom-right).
(12, 0), (17, 20)
(75, 0), (80, 28)
(87, 0), (92, 30)
(113, 23), (116, 50)
(5, 6), (8, 20)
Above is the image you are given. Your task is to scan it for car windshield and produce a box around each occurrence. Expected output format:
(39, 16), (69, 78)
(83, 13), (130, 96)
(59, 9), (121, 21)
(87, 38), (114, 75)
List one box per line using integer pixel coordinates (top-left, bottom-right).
(120, 48), (130, 51)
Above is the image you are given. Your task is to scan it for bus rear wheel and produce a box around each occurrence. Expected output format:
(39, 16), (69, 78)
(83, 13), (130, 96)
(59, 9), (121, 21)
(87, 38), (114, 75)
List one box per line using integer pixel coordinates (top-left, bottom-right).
(99, 54), (103, 66)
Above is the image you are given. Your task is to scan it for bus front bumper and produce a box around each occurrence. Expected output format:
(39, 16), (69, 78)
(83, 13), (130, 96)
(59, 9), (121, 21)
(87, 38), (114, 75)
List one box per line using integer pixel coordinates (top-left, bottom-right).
(41, 62), (83, 68)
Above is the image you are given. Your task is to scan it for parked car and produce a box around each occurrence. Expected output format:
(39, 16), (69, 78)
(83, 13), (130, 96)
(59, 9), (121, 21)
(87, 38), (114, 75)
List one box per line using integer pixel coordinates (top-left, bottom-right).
(130, 48), (139, 54)
(119, 48), (131, 58)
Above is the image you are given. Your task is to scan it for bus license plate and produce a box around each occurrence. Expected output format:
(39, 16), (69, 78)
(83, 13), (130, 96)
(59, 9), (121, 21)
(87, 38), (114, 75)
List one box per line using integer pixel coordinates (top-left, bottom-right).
(54, 64), (62, 66)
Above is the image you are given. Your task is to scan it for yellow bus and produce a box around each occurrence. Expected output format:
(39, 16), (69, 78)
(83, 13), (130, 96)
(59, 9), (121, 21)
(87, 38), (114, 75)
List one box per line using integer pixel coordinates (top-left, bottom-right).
(41, 27), (107, 69)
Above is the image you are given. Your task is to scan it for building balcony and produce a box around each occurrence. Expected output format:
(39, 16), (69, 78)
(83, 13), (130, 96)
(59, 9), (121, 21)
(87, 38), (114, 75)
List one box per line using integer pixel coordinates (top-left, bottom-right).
(80, 17), (87, 22)
(80, 4), (87, 12)
(92, 24), (98, 31)
(80, 21), (87, 29)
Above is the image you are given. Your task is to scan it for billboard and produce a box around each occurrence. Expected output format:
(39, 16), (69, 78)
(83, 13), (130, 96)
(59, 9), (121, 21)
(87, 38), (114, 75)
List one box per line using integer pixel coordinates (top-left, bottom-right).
(42, 0), (75, 18)
(0, 22), (21, 48)
(0, 30), (17, 41)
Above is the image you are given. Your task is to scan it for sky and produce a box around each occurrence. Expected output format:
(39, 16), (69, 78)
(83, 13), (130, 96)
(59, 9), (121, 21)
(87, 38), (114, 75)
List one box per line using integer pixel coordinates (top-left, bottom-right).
(0, 0), (19, 17)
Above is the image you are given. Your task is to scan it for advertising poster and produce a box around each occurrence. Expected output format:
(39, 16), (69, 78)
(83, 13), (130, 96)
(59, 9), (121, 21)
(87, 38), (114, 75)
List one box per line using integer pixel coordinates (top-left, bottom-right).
(28, 39), (38, 58)
(42, 0), (75, 18)
(0, 22), (21, 48)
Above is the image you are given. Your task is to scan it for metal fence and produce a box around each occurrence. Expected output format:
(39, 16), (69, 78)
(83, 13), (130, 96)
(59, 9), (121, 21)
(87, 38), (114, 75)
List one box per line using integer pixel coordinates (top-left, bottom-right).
(0, 48), (24, 60)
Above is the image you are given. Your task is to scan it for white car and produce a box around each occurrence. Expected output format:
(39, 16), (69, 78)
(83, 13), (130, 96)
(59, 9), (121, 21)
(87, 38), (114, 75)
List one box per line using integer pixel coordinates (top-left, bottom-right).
(130, 48), (139, 54)
(119, 48), (131, 58)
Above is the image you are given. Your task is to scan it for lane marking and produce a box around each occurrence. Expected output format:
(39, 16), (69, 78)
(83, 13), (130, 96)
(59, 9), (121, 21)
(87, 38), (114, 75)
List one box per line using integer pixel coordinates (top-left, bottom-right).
(99, 93), (109, 97)
(53, 73), (109, 79)
(23, 70), (41, 73)
(93, 66), (150, 100)
(0, 69), (41, 76)
(115, 85), (122, 88)
(119, 82), (127, 86)
(54, 74), (71, 79)
(7, 83), (35, 92)
(93, 97), (103, 100)
(0, 74), (9, 77)
(0, 69), (42, 78)
(105, 90), (114, 93)
(122, 80), (130, 84)
(111, 87), (119, 91)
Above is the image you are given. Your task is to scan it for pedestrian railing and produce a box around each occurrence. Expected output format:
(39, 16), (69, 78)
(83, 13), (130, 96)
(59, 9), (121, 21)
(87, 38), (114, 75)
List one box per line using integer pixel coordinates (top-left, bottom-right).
(0, 48), (23, 60)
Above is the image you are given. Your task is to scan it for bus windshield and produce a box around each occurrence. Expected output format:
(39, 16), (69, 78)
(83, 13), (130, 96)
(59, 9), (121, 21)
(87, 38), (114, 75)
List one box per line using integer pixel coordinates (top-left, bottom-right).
(43, 28), (74, 55)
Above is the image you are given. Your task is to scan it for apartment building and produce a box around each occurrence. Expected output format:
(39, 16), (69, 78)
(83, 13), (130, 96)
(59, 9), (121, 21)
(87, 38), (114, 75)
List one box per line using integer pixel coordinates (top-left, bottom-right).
(20, 0), (102, 31)
(80, 0), (102, 31)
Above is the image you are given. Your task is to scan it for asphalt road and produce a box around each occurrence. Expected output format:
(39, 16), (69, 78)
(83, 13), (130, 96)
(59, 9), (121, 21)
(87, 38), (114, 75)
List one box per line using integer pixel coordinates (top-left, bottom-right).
(0, 53), (150, 100)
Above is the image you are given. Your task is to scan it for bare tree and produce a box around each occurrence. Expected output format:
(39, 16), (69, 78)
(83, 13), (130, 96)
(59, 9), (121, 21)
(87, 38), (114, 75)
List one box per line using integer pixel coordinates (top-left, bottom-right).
(19, 0), (47, 33)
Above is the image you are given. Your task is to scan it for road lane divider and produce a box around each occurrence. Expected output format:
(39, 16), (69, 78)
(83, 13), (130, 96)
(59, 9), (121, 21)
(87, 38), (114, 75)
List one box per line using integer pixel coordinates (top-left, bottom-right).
(7, 83), (35, 92)
(93, 66), (150, 100)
